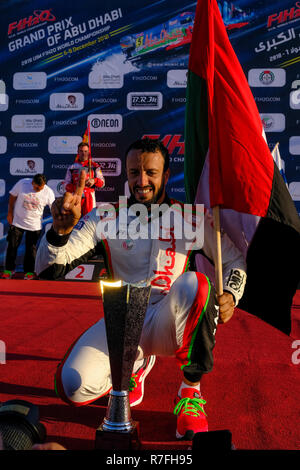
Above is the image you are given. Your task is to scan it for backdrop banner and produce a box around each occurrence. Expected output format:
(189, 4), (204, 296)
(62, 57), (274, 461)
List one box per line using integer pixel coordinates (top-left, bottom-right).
(0, 0), (299, 272)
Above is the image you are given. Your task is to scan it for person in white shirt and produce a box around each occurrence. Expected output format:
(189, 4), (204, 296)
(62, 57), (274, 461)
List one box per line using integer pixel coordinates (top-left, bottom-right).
(1, 174), (55, 280)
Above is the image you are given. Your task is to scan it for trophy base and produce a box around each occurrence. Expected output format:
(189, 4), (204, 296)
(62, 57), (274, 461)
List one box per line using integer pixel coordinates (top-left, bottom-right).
(95, 421), (141, 450)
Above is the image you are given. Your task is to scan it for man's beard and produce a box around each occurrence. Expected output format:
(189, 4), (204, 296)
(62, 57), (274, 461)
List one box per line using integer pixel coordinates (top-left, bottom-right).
(129, 180), (166, 209)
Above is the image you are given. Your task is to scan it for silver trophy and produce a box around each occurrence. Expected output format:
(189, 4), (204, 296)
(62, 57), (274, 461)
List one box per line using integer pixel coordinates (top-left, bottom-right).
(95, 280), (151, 449)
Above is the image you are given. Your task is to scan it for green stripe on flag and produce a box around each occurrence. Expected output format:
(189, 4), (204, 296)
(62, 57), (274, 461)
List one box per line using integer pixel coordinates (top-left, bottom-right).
(184, 70), (209, 204)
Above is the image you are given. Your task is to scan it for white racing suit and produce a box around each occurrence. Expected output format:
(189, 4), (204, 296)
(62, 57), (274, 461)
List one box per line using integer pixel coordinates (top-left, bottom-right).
(35, 197), (246, 406)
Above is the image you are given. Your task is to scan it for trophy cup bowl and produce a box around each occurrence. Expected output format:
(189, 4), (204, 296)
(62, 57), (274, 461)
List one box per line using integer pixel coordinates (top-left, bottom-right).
(95, 280), (151, 449)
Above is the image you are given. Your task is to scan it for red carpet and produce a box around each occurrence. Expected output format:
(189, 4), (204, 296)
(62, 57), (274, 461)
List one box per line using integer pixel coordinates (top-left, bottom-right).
(0, 280), (299, 450)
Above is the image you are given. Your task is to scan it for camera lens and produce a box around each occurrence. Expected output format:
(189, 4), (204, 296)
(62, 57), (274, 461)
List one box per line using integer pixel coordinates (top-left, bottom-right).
(0, 400), (46, 450)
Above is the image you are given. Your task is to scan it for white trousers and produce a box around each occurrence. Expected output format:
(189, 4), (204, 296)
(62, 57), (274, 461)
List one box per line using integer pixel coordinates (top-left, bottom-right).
(55, 271), (218, 405)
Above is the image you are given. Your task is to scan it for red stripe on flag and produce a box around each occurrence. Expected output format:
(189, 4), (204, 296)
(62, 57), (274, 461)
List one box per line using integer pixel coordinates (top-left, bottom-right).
(189, 0), (274, 216)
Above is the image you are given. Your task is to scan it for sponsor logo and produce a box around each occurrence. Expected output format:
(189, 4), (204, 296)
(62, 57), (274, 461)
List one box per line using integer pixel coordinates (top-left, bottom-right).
(8, 9), (56, 35)
(172, 97), (186, 103)
(132, 75), (158, 81)
(89, 114), (123, 132)
(13, 72), (47, 90)
(88, 71), (124, 89)
(259, 70), (275, 85)
(96, 186), (115, 192)
(289, 182), (300, 200)
(127, 92), (163, 110)
(49, 93), (84, 111)
(171, 187), (185, 193)
(52, 120), (77, 126)
(51, 163), (69, 170)
(13, 142), (38, 148)
(142, 134), (184, 155)
(227, 269), (245, 294)
(0, 136), (7, 154)
(0, 80), (6, 105)
(248, 68), (286, 87)
(54, 76), (79, 82)
(93, 142), (116, 148)
(92, 97), (118, 104)
(267, 3), (300, 29)
(255, 96), (280, 103)
(47, 179), (65, 197)
(10, 157), (44, 175)
(121, 239), (134, 250)
(0, 179), (5, 197)
(167, 69), (187, 88)
(0, 94), (9, 111)
(93, 158), (121, 176)
(151, 226), (176, 296)
(260, 113), (285, 132)
(48, 136), (82, 154)
(290, 80), (300, 109)
(15, 99), (40, 104)
(289, 136), (300, 155)
(11, 115), (45, 132)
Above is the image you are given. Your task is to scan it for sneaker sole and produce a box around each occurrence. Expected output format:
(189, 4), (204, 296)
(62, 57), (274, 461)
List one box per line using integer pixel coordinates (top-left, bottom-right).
(176, 429), (195, 440)
(176, 428), (208, 440)
(130, 355), (156, 407)
(1, 271), (15, 280)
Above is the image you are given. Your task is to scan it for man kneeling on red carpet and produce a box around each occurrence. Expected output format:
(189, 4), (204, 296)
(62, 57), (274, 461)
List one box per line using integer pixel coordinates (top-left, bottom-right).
(35, 138), (246, 440)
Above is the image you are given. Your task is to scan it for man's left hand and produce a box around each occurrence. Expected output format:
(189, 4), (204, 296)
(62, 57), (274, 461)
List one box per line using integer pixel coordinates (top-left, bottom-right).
(217, 292), (235, 324)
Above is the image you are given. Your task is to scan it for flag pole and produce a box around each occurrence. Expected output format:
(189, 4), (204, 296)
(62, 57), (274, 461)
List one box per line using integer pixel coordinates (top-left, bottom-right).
(212, 205), (223, 296)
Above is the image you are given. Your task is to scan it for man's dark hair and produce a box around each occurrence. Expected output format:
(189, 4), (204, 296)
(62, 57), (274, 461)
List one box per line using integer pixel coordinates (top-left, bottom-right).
(125, 138), (170, 172)
(33, 174), (46, 186)
(78, 142), (89, 150)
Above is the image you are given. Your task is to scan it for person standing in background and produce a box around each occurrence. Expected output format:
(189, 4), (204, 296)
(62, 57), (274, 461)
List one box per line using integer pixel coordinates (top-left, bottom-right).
(64, 141), (105, 216)
(1, 174), (55, 280)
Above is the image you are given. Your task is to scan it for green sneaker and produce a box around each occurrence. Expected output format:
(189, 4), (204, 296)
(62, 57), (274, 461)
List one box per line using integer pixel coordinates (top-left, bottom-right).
(129, 356), (156, 407)
(1, 270), (15, 279)
(174, 387), (208, 439)
(24, 272), (35, 280)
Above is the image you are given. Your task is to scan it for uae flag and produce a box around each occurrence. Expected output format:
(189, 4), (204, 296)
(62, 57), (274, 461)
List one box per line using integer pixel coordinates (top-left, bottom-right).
(184, 0), (300, 334)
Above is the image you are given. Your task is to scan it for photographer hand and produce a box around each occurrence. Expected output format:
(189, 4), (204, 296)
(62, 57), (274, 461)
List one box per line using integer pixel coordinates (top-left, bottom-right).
(51, 170), (86, 236)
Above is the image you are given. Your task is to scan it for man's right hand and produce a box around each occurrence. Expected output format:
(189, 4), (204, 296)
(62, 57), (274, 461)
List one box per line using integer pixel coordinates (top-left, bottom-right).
(51, 170), (86, 235)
